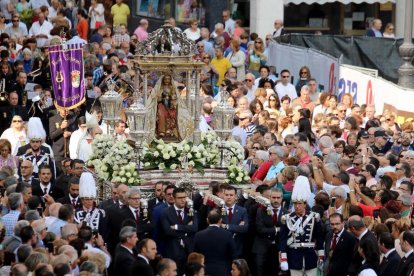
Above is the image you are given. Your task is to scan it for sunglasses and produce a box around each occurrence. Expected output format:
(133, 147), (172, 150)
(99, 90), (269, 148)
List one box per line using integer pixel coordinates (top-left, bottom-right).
(239, 117), (246, 120)
(252, 147), (261, 150)
(285, 142), (293, 145)
(255, 41), (262, 44)
(269, 99), (276, 101)
(244, 79), (253, 82)
(282, 75), (289, 78)
(12, 20), (18, 22)
(13, 120), (22, 122)
(300, 71), (308, 74)
(203, 56), (209, 59)
(339, 110), (346, 112)
(353, 163), (361, 166)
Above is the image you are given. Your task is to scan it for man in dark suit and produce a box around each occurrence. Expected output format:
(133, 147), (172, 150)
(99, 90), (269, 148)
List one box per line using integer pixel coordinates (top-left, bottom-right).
(396, 230), (414, 276)
(18, 159), (39, 186)
(105, 183), (130, 256)
(113, 226), (138, 275)
(221, 185), (248, 258)
(160, 187), (198, 275)
(129, 238), (157, 276)
(99, 184), (119, 211)
(57, 176), (82, 210)
(49, 108), (77, 171)
(120, 187), (154, 240)
(194, 209), (236, 276)
(147, 181), (165, 212)
(324, 213), (357, 276)
(348, 215), (380, 275)
(252, 187), (288, 276)
(378, 232), (400, 276)
(32, 165), (64, 201)
(55, 158), (72, 194)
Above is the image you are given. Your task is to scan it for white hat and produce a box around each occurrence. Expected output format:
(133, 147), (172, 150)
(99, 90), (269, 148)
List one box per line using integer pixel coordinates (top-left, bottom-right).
(291, 175), (311, 203)
(27, 117), (46, 141)
(85, 111), (99, 129)
(79, 172), (96, 198)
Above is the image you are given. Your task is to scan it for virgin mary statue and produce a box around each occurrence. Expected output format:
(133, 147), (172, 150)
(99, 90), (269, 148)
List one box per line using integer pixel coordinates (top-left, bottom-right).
(146, 74), (194, 142)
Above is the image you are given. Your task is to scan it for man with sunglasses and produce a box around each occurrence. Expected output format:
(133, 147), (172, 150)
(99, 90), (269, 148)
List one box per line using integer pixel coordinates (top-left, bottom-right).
(244, 73), (256, 103)
(275, 69), (297, 100)
(4, 14), (27, 39)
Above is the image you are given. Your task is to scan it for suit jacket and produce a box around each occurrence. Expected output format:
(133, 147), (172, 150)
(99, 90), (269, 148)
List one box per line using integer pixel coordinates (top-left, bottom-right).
(49, 112), (77, 157)
(396, 251), (414, 276)
(113, 244), (138, 276)
(324, 228), (357, 276)
(120, 206), (154, 240)
(378, 249), (400, 276)
(129, 255), (154, 276)
(159, 205), (198, 261)
(252, 206), (288, 254)
(32, 182), (64, 201)
(221, 204), (248, 257)
(148, 197), (163, 213)
(349, 230), (379, 275)
(57, 195), (82, 209)
(105, 204), (126, 255)
(99, 198), (118, 211)
(194, 225), (236, 276)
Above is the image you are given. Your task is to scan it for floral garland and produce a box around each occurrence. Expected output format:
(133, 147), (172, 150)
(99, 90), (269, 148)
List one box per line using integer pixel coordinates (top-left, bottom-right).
(88, 135), (141, 185)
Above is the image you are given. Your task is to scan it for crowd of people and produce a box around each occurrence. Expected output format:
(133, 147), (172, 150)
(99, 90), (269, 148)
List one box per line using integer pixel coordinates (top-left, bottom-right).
(0, 0), (410, 276)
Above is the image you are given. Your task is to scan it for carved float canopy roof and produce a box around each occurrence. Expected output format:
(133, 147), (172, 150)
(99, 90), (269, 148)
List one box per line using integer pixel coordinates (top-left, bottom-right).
(135, 23), (196, 56)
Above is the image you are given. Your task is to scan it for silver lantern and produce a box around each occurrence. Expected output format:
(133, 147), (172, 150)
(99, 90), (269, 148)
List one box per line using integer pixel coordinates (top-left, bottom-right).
(213, 87), (234, 140)
(100, 80), (122, 135)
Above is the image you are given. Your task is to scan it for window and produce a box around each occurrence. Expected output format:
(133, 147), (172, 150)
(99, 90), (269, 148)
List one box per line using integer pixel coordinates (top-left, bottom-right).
(137, 0), (171, 19)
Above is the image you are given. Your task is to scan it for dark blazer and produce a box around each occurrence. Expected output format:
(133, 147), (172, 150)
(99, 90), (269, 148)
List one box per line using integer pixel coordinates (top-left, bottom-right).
(120, 207), (154, 240)
(49, 112), (77, 157)
(349, 230), (379, 275)
(396, 251), (414, 276)
(99, 198), (118, 211)
(129, 255), (154, 276)
(252, 206), (288, 254)
(366, 28), (382, 37)
(221, 204), (248, 257)
(113, 244), (137, 276)
(105, 204), (126, 256)
(324, 228), (357, 276)
(159, 205), (198, 260)
(194, 225), (236, 276)
(32, 182), (64, 201)
(378, 249), (400, 276)
(147, 197), (163, 213)
(57, 195), (82, 209)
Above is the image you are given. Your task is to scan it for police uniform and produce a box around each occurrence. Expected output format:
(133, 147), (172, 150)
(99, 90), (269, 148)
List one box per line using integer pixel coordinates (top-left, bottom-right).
(279, 175), (324, 276)
(74, 207), (106, 235)
(19, 148), (56, 179)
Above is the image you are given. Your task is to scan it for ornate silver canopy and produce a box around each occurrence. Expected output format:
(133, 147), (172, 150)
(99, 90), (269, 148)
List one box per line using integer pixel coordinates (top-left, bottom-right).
(135, 23), (195, 56)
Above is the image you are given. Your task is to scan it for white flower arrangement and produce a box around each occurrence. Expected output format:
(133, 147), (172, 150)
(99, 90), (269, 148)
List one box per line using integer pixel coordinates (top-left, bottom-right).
(225, 164), (251, 184)
(88, 136), (141, 185)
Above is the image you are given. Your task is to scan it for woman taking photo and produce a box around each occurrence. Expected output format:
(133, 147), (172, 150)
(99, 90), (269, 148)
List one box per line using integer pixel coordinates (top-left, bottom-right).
(248, 37), (267, 78)
(226, 39), (245, 81)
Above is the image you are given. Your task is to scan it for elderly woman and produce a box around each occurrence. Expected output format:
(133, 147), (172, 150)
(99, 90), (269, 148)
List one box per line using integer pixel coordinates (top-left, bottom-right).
(0, 115), (27, 154)
(225, 38), (245, 81)
(250, 150), (270, 182)
(0, 139), (19, 173)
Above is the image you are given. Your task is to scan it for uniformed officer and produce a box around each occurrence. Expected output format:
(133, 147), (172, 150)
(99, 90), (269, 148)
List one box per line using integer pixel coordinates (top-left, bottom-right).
(74, 172), (106, 236)
(279, 175), (324, 276)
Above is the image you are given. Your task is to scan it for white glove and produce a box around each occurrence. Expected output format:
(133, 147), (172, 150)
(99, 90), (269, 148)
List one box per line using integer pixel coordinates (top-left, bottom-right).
(280, 261), (289, 271)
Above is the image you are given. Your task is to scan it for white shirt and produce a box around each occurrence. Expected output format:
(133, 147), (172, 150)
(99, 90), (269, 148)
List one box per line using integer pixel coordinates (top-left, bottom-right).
(138, 254), (149, 264)
(231, 126), (247, 146)
(404, 249), (413, 258)
(69, 129), (86, 159)
(322, 182), (351, 194)
(357, 229), (369, 240)
(5, 22), (28, 36)
(224, 18), (235, 35)
(275, 82), (297, 100)
(121, 244), (133, 254)
(66, 35), (87, 46)
(29, 20), (53, 48)
(77, 135), (93, 162)
(183, 28), (201, 41)
(40, 182), (51, 194)
(384, 248), (396, 258)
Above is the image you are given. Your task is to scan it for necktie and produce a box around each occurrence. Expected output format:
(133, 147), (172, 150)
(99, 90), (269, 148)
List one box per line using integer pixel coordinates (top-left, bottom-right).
(228, 208), (233, 224)
(272, 208), (278, 225)
(177, 210), (183, 224)
(134, 209), (140, 223)
(72, 199), (76, 208)
(331, 233), (338, 250)
(402, 256), (407, 263)
(43, 187), (48, 195)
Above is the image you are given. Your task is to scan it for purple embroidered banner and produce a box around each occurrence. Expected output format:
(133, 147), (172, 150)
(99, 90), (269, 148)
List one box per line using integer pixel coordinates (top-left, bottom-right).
(49, 43), (85, 110)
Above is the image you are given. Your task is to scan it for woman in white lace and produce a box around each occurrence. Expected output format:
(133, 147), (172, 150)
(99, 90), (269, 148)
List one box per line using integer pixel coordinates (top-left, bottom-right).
(0, 115), (26, 155)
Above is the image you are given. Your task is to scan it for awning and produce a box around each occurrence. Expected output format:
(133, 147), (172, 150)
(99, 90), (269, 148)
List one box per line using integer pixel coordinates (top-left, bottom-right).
(284, 0), (395, 4)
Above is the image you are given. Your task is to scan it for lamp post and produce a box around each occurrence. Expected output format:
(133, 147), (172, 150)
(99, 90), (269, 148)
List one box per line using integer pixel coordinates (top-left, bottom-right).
(398, 0), (414, 88)
(100, 80), (122, 135)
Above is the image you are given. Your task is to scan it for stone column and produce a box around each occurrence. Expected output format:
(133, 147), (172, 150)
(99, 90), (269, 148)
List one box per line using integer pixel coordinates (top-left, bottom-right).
(396, 0), (406, 38)
(398, 0), (414, 88)
(250, 0), (284, 39)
